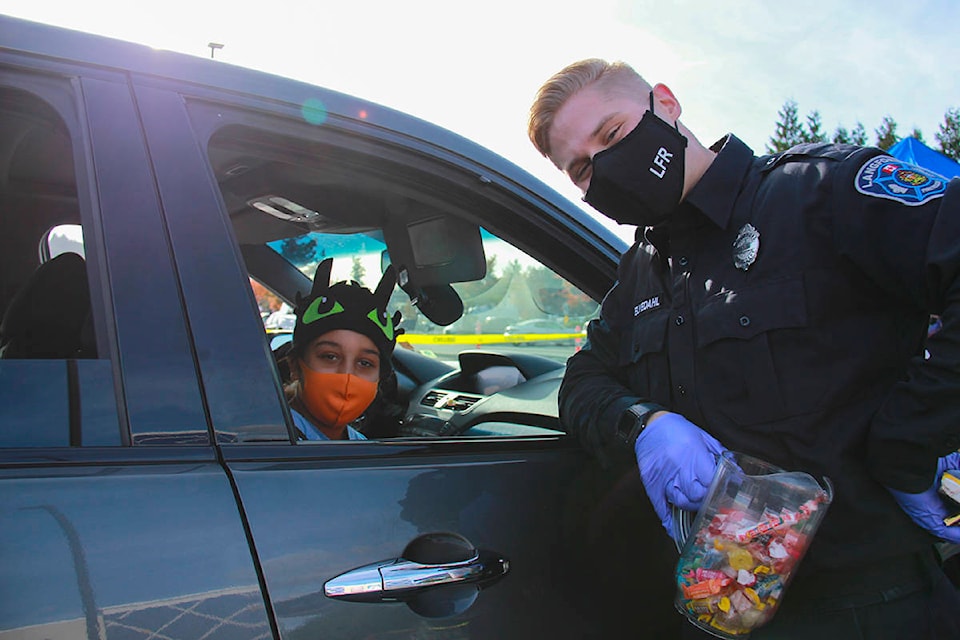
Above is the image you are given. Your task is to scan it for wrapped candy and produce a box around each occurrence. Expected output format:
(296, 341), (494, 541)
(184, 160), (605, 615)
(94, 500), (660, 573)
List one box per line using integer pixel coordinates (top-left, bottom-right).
(674, 452), (833, 638)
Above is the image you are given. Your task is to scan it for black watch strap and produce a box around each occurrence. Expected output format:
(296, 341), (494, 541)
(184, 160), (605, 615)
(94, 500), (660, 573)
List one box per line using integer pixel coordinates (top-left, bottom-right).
(616, 402), (666, 446)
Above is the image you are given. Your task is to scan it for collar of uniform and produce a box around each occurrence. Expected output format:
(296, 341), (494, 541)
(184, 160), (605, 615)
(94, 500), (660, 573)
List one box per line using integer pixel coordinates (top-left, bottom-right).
(642, 224), (670, 260)
(683, 134), (755, 230)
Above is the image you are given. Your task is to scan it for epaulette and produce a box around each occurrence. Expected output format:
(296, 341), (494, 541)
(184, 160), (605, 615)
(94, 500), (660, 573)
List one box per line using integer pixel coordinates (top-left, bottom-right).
(759, 143), (864, 173)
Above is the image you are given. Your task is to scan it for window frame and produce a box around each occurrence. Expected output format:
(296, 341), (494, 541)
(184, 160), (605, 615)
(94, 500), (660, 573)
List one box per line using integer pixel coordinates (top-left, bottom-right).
(137, 75), (618, 451)
(0, 53), (211, 456)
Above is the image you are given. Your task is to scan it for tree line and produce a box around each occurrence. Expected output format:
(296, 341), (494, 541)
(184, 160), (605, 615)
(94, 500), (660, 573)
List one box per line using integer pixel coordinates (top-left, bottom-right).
(767, 101), (960, 161)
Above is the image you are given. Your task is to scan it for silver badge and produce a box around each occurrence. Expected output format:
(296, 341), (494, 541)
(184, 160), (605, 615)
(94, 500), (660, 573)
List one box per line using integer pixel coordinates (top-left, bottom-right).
(733, 223), (760, 271)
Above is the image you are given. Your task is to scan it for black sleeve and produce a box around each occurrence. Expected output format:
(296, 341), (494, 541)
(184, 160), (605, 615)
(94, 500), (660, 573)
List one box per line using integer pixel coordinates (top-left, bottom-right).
(559, 321), (638, 455)
(831, 152), (960, 491)
(558, 275), (646, 464)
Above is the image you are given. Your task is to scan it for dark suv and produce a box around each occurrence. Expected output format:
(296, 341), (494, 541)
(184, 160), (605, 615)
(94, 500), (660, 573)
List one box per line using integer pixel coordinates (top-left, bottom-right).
(0, 15), (679, 639)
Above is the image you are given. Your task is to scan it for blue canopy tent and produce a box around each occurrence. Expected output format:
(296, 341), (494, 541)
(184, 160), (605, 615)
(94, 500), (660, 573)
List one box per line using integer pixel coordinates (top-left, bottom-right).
(887, 136), (960, 179)
(888, 137), (958, 340)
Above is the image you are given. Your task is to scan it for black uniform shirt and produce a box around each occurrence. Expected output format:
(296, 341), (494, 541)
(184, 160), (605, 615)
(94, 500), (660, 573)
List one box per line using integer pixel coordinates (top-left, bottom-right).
(560, 134), (960, 573)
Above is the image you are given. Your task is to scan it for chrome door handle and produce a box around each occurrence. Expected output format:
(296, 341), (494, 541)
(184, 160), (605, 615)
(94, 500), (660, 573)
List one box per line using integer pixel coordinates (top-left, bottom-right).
(324, 548), (509, 602)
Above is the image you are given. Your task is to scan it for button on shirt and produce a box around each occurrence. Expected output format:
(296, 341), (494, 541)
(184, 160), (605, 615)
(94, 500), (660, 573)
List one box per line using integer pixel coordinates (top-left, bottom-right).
(559, 135), (960, 574)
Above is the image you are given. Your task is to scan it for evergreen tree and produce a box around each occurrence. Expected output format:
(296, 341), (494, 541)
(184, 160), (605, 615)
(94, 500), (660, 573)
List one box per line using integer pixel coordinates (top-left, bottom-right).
(832, 125), (851, 144)
(766, 105), (960, 154)
(874, 115), (899, 150)
(767, 100), (804, 153)
(351, 255), (366, 283)
(803, 111), (827, 143)
(278, 236), (319, 267)
(935, 107), (960, 161)
(851, 122), (868, 145)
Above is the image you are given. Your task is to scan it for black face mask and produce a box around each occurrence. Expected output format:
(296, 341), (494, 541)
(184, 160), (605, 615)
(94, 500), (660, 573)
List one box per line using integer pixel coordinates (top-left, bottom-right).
(583, 92), (687, 228)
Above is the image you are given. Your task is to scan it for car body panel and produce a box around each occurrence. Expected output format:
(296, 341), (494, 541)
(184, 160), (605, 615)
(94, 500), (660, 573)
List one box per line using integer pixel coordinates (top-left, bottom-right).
(0, 458), (272, 639)
(226, 443), (594, 638)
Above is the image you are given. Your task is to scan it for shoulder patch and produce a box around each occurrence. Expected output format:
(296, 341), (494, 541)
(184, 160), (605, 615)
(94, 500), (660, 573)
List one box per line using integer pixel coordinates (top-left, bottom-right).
(854, 155), (948, 206)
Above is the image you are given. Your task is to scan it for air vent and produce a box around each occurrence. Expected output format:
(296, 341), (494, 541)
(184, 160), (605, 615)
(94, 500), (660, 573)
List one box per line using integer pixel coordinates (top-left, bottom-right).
(447, 395), (481, 411)
(419, 391), (482, 412)
(420, 391), (447, 408)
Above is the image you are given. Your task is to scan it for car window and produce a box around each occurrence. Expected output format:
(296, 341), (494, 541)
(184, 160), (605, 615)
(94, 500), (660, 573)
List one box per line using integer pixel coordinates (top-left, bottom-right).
(201, 118), (599, 441)
(420, 232), (594, 361)
(0, 83), (121, 447)
(254, 230), (594, 365)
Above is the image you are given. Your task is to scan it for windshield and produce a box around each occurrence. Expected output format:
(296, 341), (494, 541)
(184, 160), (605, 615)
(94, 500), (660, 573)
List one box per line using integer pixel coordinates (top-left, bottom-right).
(259, 229), (596, 364)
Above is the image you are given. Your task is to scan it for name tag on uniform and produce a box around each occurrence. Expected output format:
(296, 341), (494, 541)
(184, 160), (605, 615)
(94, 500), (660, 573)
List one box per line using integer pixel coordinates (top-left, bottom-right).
(634, 296), (660, 316)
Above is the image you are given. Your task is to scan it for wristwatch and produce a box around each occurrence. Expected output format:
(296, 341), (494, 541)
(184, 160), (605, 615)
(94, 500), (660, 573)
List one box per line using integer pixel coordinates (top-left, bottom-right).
(615, 402), (666, 446)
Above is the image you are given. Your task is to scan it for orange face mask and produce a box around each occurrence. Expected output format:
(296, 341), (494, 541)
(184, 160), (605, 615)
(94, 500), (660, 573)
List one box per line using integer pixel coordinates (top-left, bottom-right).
(299, 366), (378, 429)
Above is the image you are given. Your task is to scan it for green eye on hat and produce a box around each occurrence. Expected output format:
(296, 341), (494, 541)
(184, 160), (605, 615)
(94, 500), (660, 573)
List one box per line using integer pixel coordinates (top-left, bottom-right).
(302, 297), (344, 324)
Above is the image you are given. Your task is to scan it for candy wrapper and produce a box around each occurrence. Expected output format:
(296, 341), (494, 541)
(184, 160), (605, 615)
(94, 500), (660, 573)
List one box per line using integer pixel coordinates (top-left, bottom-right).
(942, 469), (960, 527)
(674, 452), (833, 638)
(940, 469), (960, 507)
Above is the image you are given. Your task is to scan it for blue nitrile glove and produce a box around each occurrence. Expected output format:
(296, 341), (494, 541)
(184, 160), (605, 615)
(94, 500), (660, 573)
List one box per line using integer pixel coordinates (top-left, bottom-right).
(888, 452), (960, 544)
(634, 412), (727, 537)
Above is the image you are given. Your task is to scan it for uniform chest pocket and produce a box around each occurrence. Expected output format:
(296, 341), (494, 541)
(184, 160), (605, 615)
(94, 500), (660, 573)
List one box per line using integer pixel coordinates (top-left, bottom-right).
(621, 309), (669, 365)
(696, 277), (807, 347)
(617, 309), (671, 402)
(695, 276), (808, 426)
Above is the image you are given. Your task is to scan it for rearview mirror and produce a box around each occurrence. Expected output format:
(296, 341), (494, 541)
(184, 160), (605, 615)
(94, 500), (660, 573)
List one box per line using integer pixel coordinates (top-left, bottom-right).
(384, 216), (485, 286)
(383, 215), (486, 326)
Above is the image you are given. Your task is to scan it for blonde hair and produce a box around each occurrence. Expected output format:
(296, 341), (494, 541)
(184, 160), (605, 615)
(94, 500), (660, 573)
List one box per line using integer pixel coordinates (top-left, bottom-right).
(527, 58), (650, 158)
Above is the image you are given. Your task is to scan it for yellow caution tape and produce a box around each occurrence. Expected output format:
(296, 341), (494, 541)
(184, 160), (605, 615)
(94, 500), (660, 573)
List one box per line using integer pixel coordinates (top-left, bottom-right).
(264, 329), (584, 346)
(397, 332), (584, 345)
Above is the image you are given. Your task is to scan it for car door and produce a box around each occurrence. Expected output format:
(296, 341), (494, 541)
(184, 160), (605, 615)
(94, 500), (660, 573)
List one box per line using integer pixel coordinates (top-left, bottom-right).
(131, 64), (679, 638)
(0, 41), (273, 640)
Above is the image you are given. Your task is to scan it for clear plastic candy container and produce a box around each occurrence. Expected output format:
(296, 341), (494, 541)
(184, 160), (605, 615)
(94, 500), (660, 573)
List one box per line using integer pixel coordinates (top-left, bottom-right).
(674, 451), (833, 638)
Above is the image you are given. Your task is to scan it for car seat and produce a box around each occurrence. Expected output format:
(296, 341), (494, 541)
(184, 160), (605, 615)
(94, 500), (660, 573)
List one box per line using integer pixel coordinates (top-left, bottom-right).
(0, 252), (95, 359)
(272, 338), (293, 385)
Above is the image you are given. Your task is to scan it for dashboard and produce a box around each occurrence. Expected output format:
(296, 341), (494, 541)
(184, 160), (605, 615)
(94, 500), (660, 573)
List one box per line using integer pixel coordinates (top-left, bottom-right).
(396, 350), (567, 437)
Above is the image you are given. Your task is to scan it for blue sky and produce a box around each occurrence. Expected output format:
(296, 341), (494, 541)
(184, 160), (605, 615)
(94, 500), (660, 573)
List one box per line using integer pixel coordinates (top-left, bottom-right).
(4, 0), (958, 240)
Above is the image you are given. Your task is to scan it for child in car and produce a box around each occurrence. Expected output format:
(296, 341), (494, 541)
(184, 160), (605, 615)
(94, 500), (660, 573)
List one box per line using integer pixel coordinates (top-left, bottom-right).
(285, 258), (403, 440)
